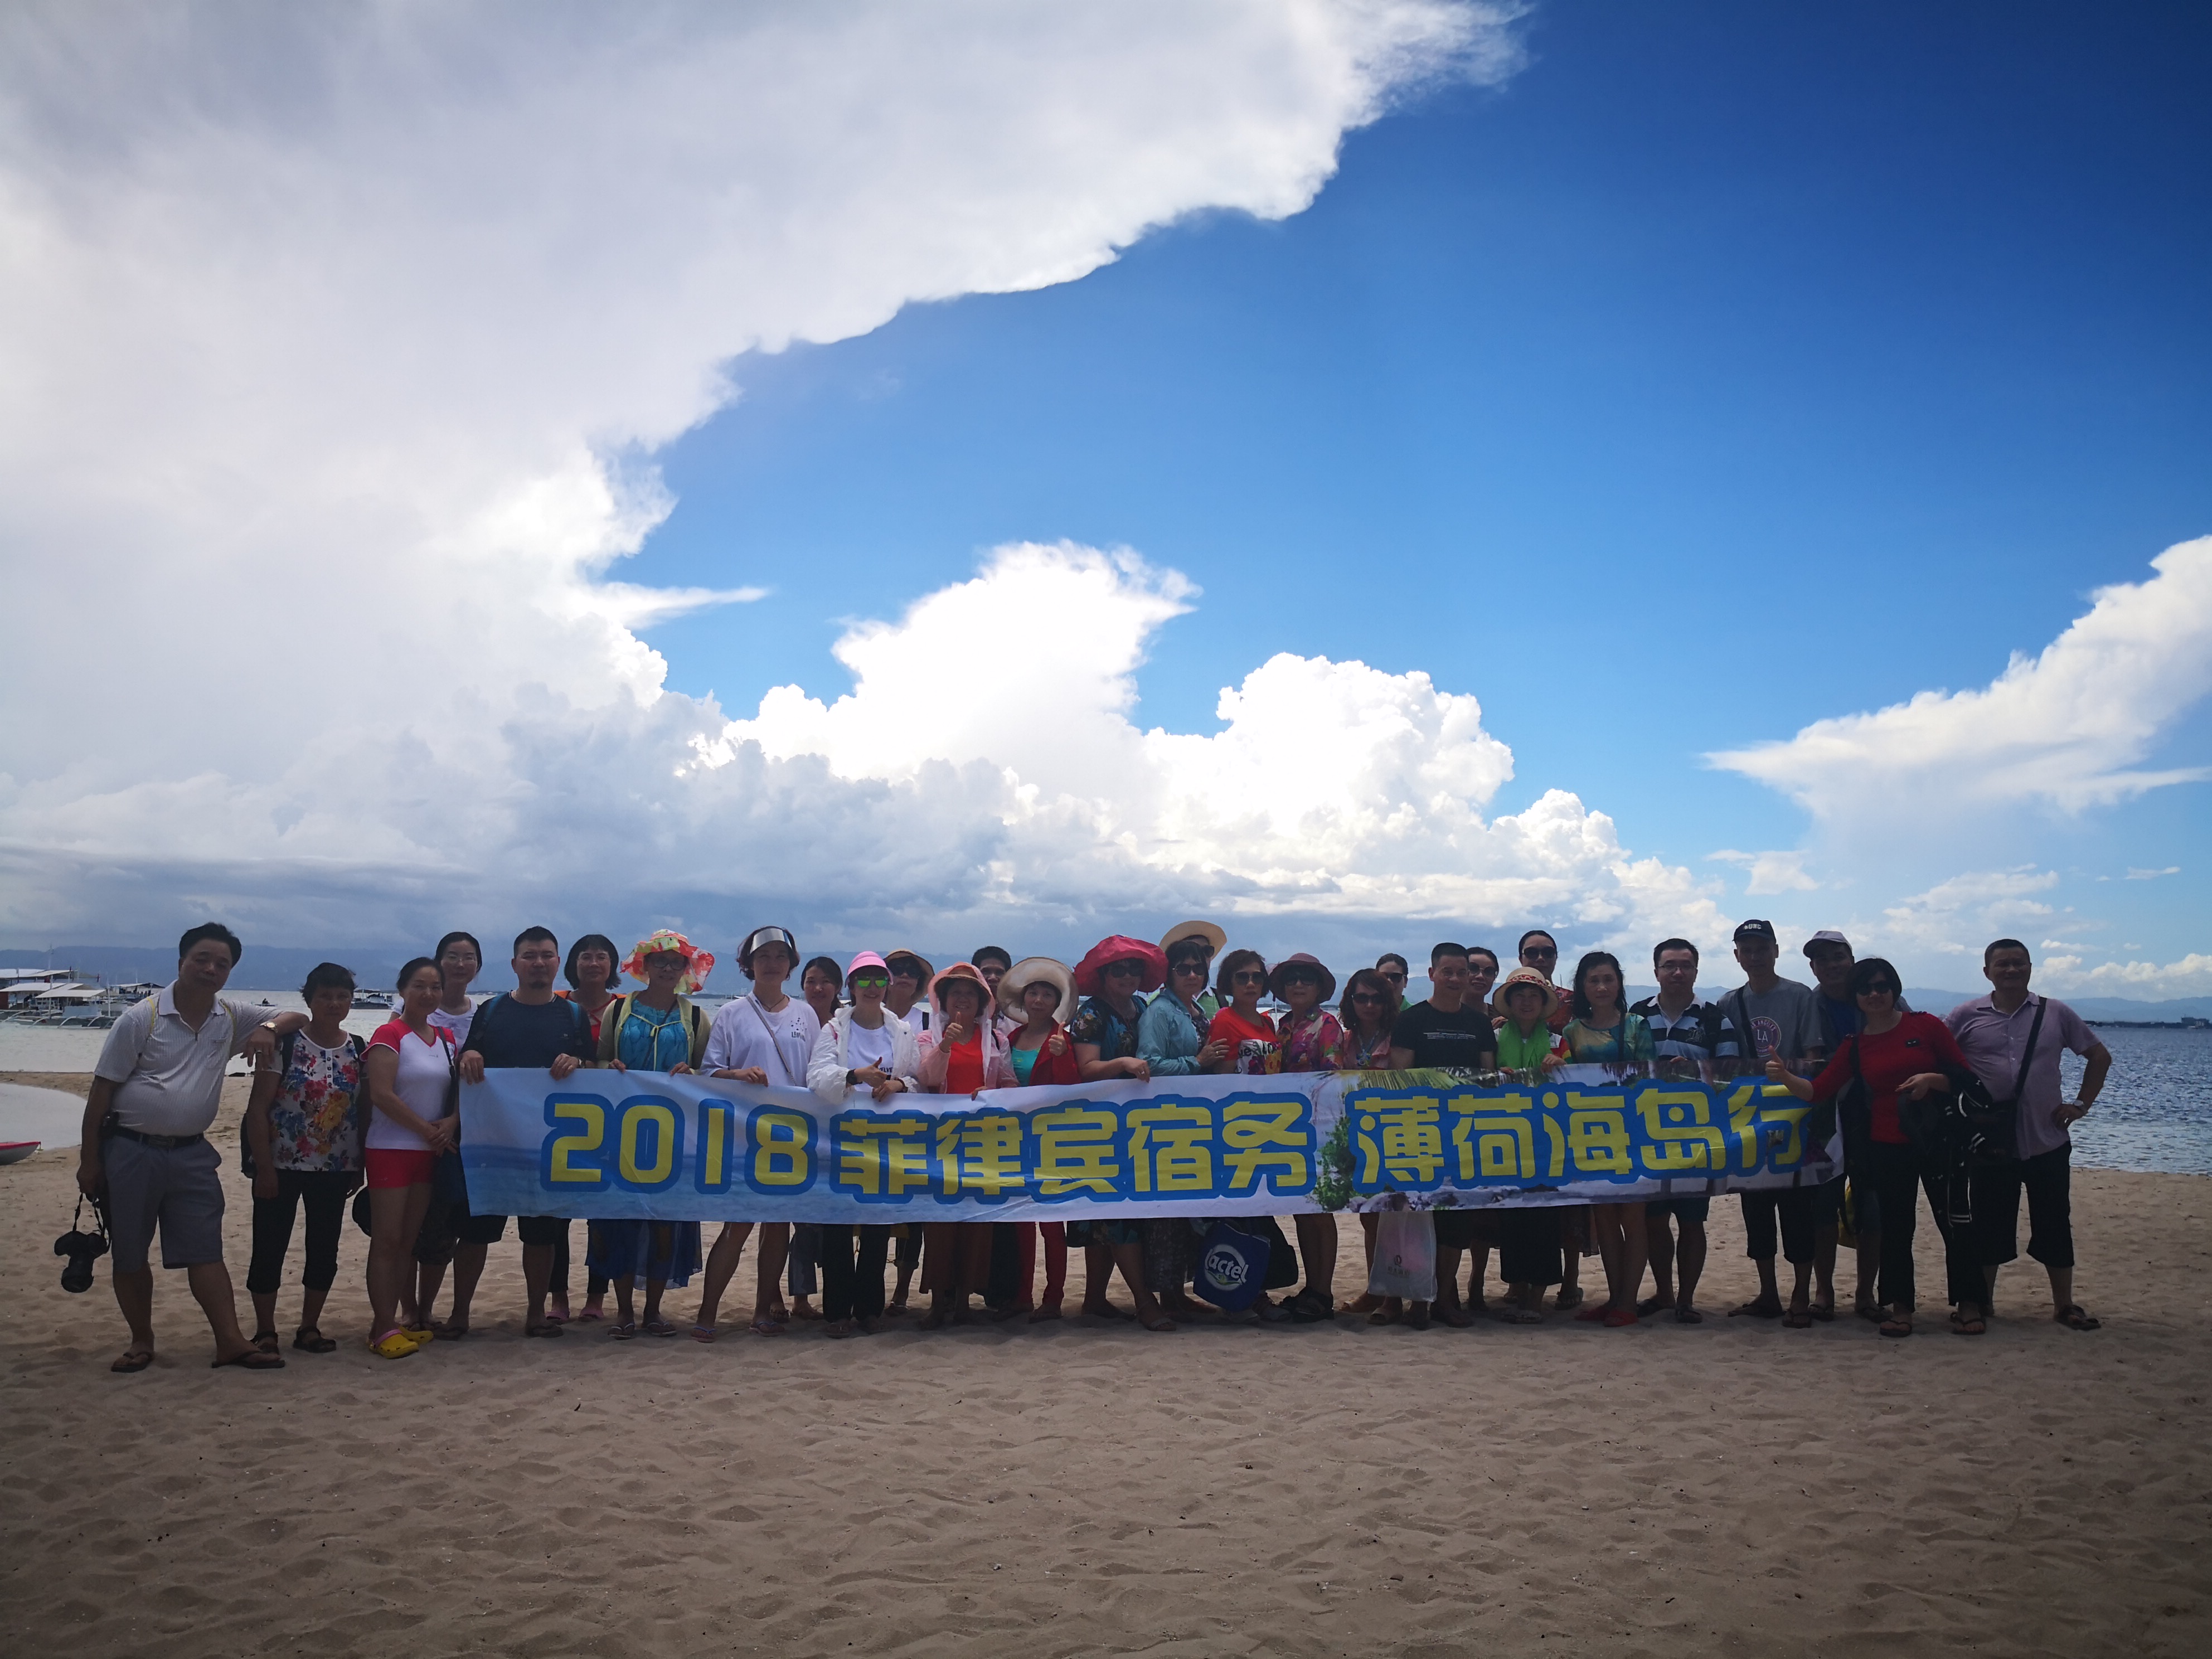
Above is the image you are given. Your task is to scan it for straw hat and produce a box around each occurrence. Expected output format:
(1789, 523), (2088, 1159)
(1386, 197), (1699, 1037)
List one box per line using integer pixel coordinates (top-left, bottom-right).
(1491, 965), (1560, 1021)
(1073, 934), (1167, 996)
(997, 956), (1076, 1023)
(1267, 953), (1337, 1003)
(1158, 918), (1228, 957)
(622, 930), (715, 995)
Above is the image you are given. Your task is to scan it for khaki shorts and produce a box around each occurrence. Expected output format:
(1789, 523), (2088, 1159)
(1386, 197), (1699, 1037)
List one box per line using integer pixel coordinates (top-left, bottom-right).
(104, 1133), (226, 1272)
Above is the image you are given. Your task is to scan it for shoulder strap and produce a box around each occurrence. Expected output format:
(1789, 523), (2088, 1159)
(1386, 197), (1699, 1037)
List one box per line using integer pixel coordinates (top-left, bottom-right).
(2010, 997), (2047, 1102)
(278, 1027), (300, 1074)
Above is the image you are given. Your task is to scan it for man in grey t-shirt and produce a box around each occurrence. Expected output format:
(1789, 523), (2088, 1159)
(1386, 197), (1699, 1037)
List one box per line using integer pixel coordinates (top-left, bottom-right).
(1716, 920), (1829, 1327)
(78, 923), (304, 1373)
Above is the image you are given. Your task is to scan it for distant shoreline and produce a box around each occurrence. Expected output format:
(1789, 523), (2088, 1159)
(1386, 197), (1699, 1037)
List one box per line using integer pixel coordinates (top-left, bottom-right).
(2087, 1019), (2210, 1030)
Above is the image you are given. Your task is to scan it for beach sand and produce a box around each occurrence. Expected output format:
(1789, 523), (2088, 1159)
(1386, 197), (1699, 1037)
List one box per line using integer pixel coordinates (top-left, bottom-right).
(3, 1073), (2207, 1657)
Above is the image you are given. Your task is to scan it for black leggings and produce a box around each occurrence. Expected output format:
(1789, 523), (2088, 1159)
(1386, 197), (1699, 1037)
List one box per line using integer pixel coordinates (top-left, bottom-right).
(246, 1169), (354, 1296)
(821, 1224), (892, 1322)
(1869, 1139), (1982, 1311)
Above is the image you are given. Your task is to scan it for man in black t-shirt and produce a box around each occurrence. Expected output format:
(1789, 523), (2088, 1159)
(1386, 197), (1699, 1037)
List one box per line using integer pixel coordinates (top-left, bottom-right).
(436, 925), (593, 1339)
(1388, 943), (1500, 1071)
(1386, 943), (1500, 1326)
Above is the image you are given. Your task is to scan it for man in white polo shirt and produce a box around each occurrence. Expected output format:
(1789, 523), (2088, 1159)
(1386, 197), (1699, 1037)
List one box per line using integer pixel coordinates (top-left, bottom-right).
(77, 923), (305, 1373)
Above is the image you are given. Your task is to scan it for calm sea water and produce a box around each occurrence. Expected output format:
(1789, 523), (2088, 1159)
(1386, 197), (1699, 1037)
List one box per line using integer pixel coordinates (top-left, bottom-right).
(4, 996), (2206, 1175)
(2064, 1026), (2212, 1176)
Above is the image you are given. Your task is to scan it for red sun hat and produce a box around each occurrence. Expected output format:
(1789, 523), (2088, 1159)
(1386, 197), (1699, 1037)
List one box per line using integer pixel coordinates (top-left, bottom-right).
(1073, 935), (1166, 996)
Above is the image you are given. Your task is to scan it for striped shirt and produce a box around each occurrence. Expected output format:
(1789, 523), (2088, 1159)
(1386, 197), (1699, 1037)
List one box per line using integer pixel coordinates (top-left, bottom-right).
(1628, 997), (1741, 1064)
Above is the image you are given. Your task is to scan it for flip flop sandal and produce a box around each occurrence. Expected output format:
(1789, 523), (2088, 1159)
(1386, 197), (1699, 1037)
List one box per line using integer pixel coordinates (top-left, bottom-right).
(1856, 1301), (1885, 1323)
(1954, 1316), (1987, 1336)
(430, 1321), (469, 1340)
(1879, 1317), (1913, 1338)
(293, 1327), (338, 1354)
(2056, 1305), (2102, 1331)
(1783, 1309), (1813, 1329)
(642, 1318), (678, 1338)
(368, 1331), (420, 1359)
(749, 1315), (784, 1336)
(1673, 1305), (1704, 1324)
(541, 1308), (570, 1325)
(523, 1321), (565, 1338)
(1505, 1307), (1545, 1324)
(691, 1323), (717, 1342)
(111, 1348), (155, 1373)
(1808, 1303), (1837, 1323)
(1139, 1315), (1178, 1332)
(1573, 1304), (1610, 1322)
(608, 1321), (638, 1341)
(212, 1349), (286, 1370)
(1603, 1307), (1639, 1328)
(573, 1308), (605, 1323)
(1553, 1288), (1585, 1312)
(250, 1331), (282, 1355)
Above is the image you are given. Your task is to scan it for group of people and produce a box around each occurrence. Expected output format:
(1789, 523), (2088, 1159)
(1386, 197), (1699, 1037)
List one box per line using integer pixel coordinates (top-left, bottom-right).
(75, 913), (2111, 1371)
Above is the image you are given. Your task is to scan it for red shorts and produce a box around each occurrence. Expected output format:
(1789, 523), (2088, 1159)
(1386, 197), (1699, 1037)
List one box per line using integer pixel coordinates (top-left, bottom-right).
(364, 1148), (436, 1190)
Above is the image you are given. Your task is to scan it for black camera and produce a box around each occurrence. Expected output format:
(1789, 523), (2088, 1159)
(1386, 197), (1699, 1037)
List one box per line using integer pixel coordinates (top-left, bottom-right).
(55, 1197), (109, 1294)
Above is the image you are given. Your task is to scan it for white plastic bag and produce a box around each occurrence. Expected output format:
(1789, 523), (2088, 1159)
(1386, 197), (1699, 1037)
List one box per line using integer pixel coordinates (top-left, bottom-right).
(1367, 1209), (1438, 1301)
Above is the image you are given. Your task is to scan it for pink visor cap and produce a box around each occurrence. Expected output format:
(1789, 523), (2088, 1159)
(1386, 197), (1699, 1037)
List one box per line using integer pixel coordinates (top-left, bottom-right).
(847, 950), (890, 978)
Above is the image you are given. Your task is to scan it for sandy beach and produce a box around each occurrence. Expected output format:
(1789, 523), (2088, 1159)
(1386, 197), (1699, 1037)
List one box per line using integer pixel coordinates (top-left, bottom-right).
(2, 1071), (2207, 1658)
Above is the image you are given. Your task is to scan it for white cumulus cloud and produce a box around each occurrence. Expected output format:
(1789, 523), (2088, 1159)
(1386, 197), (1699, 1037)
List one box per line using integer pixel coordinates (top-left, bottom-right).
(1711, 536), (2212, 817)
(0, 1), (1536, 954)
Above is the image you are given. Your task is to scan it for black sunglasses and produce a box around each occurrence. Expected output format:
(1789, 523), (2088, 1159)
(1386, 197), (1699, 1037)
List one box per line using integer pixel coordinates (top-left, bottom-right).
(1350, 991), (1389, 1005)
(1231, 969), (1267, 984)
(1102, 961), (1143, 977)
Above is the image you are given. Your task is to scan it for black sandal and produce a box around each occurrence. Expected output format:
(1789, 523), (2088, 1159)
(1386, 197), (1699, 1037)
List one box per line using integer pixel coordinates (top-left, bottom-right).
(250, 1331), (282, 1355)
(292, 1327), (338, 1354)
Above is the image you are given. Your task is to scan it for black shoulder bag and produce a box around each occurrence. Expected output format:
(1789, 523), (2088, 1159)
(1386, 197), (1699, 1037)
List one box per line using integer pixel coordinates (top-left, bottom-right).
(1956, 998), (2043, 1170)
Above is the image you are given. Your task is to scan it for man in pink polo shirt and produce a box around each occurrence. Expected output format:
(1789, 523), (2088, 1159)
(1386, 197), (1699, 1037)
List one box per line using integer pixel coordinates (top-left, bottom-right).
(1945, 939), (2111, 1331)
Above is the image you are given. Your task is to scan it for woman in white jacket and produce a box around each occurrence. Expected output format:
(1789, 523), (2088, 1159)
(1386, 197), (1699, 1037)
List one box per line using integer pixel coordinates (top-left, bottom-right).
(803, 951), (920, 1335)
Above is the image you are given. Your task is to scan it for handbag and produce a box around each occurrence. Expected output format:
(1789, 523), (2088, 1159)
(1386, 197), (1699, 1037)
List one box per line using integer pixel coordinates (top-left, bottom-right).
(1191, 1221), (1270, 1312)
(1958, 997), (2043, 1169)
(1366, 1209), (1439, 1301)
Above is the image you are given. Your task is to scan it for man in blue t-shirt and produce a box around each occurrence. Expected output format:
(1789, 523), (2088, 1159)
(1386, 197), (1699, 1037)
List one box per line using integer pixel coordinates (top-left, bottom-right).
(431, 926), (592, 1339)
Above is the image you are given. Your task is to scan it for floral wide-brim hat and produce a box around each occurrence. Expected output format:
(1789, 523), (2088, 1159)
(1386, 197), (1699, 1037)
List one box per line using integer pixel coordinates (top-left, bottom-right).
(623, 929), (715, 995)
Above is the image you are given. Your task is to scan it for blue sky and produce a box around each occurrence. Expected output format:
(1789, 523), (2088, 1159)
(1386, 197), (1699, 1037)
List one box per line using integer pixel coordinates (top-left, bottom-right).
(3, 2), (2206, 995)
(620, 2), (2210, 968)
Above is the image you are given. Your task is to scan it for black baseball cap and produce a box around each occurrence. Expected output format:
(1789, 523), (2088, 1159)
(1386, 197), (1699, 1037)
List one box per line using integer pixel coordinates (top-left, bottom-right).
(1732, 919), (1777, 944)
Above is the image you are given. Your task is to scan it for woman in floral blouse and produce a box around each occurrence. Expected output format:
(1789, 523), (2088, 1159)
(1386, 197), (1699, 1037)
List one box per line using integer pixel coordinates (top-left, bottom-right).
(242, 961), (367, 1355)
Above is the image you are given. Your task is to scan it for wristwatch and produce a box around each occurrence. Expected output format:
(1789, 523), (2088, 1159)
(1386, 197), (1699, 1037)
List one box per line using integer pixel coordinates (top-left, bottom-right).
(846, 1068), (859, 1086)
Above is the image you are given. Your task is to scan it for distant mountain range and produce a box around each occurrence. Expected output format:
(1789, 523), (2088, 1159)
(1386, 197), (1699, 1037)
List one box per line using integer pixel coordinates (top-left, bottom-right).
(9, 946), (2207, 1022)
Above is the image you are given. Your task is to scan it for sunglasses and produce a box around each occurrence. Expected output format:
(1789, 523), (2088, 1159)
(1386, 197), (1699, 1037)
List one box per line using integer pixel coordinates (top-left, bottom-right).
(1862, 983), (1899, 997)
(1280, 970), (1319, 985)
(1102, 961), (1143, 978)
(1231, 969), (1267, 985)
(1172, 961), (1207, 975)
(1350, 992), (1389, 1005)
(850, 973), (889, 988)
